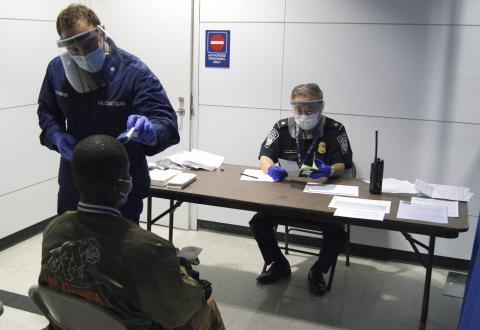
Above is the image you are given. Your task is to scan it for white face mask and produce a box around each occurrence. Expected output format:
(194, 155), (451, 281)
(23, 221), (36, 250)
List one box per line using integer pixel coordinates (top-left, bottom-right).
(294, 113), (319, 130)
(71, 47), (105, 73)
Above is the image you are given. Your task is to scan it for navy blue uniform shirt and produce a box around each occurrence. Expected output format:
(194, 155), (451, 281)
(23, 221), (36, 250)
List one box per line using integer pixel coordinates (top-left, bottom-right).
(259, 116), (353, 169)
(38, 42), (180, 208)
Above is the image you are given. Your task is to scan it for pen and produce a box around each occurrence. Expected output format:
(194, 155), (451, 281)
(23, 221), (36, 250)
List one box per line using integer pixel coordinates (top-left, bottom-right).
(241, 173), (258, 179)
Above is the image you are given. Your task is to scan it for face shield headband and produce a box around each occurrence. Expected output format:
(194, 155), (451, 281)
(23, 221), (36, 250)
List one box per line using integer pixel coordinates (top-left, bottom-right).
(290, 99), (324, 116)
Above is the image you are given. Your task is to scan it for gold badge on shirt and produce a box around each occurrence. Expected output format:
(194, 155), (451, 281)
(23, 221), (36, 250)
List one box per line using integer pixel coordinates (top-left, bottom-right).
(318, 142), (327, 154)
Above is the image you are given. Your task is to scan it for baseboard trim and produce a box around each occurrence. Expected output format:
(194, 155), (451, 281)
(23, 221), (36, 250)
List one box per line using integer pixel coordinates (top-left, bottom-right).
(198, 219), (470, 271)
(0, 217), (54, 252)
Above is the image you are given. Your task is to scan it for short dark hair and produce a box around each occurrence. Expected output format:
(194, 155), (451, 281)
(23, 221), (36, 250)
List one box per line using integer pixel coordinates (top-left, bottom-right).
(72, 135), (129, 205)
(56, 4), (101, 36)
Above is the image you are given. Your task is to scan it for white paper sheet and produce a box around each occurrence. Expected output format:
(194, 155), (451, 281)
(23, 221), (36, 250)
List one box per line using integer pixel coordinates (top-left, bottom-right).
(363, 178), (417, 194)
(278, 158), (300, 176)
(334, 207), (385, 221)
(329, 196), (391, 214)
(430, 183), (473, 202)
(415, 179), (473, 202)
(240, 169), (274, 182)
(397, 200), (448, 224)
(303, 183), (359, 197)
(411, 197), (459, 218)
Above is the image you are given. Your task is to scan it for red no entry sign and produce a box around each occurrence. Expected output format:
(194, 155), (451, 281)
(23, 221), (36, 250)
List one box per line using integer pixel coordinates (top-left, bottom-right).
(209, 34), (225, 51)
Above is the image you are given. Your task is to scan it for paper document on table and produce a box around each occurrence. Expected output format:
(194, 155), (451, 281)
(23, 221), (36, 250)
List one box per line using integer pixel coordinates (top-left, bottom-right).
(329, 196), (391, 213)
(149, 168), (181, 185)
(182, 149), (224, 171)
(278, 158), (300, 176)
(240, 169), (274, 182)
(334, 207), (385, 221)
(411, 197), (459, 218)
(304, 183), (359, 197)
(397, 200), (448, 224)
(415, 179), (473, 202)
(161, 149), (224, 171)
(363, 178), (417, 194)
(163, 150), (194, 168)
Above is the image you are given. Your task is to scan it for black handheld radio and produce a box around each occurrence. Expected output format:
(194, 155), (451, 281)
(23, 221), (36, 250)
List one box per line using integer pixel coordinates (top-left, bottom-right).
(369, 130), (384, 194)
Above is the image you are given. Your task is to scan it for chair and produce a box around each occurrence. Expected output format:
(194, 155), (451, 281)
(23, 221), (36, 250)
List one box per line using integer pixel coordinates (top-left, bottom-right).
(280, 162), (356, 291)
(29, 285), (127, 330)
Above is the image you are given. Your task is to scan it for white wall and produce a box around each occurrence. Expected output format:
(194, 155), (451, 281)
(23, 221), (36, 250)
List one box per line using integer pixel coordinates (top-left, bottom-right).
(195, 0), (479, 260)
(0, 1), (81, 239)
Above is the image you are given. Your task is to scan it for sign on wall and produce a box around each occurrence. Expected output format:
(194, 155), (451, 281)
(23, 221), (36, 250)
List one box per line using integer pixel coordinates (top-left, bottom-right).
(205, 30), (230, 68)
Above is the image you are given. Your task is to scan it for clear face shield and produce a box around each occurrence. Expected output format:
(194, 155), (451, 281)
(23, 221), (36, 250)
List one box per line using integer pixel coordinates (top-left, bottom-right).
(57, 26), (107, 93)
(288, 99), (325, 139)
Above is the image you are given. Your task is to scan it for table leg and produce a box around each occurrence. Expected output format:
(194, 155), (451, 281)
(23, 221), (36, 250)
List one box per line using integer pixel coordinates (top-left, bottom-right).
(147, 195), (152, 232)
(419, 236), (436, 330)
(169, 199), (174, 242)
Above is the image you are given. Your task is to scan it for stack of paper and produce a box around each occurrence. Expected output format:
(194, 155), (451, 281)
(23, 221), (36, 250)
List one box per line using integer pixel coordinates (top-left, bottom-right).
(182, 149), (224, 171)
(149, 168), (181, 185)
(415, 179), (473, 202)
(162, 149), (224, 171)
(303, 183), (359, 197)
(167, 173), (197, 189)
(397, 200), (448, 224)
(328, 196), (391, 221)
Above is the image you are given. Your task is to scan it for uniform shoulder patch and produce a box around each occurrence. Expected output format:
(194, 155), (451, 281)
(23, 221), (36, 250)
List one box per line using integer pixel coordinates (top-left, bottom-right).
(337, 132), (350, 155)
(264, 128), (280, 148)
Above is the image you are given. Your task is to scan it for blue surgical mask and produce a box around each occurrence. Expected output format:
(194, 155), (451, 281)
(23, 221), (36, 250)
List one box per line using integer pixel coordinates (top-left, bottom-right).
(71, 47), (105, 73)
(294, 113), (319, 130)
(116, 176), (132, 206)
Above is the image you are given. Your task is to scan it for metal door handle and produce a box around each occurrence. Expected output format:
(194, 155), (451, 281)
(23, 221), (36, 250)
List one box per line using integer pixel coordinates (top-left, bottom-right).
(176, 97), (185, 115)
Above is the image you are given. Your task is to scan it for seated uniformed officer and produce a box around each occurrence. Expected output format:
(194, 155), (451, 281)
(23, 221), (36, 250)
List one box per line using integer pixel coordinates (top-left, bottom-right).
(249, 83), (353, 296)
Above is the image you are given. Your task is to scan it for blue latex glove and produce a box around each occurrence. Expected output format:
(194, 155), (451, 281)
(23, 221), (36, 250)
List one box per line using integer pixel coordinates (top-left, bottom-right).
(126, 114), (156, 145)
(267, 165), (288, 182)
(52, 132), (76, 161)
(310, 158), (332, 179)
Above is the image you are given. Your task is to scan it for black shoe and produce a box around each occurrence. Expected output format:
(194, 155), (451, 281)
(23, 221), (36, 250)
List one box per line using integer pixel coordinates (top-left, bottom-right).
(256, 260), (291, 284)
(308, 268), (327, 296)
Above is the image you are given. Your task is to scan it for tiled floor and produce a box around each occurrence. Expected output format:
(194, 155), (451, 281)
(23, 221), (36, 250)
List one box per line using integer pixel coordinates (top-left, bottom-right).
(0, 225), (463, 329)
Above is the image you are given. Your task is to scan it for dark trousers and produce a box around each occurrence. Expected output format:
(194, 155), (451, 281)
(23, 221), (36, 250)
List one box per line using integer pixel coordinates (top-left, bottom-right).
(249, 212), (346, 273)
(58, 187), (143, 224)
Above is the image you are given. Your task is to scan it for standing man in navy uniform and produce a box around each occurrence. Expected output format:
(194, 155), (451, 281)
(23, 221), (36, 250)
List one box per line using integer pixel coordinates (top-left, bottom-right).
(37, 4), (179, 223)
(249, 83), (353, 295)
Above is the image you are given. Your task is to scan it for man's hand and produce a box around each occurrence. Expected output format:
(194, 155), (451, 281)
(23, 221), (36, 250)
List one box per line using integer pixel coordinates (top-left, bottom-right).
(310, 158), (331, 179)
(52, 132), (76, 161)
(126, 114), (156, 145)
(267, 165), (288, 182)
